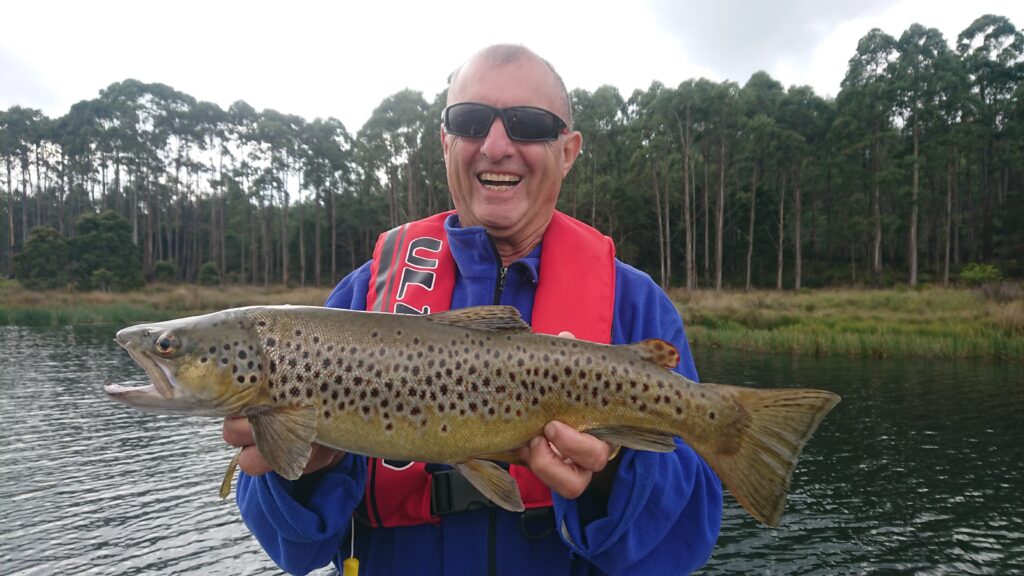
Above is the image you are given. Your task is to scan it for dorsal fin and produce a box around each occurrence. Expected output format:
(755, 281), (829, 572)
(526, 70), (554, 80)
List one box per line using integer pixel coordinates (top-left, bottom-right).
(426, 305), (531, 333)
(622, 338), (680, 369)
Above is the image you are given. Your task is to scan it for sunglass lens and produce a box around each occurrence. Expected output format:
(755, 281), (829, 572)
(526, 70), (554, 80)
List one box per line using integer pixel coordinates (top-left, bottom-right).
(505, 107), (557, 141)
(447, 104), (495, 138)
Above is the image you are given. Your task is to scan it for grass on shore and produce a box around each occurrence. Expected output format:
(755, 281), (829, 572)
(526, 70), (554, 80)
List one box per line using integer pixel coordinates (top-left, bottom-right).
(672, 286), (1024, 361)
(0, 280), (331, 326)
(2, 280), (1021, 361)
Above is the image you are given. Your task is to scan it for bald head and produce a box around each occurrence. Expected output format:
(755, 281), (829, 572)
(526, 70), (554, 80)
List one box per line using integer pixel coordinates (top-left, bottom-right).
(447, 44), (573, 129)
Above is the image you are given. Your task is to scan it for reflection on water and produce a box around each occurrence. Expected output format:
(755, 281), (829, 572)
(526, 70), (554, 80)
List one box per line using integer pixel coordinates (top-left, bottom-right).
(0, 325), (280, 575)
(1, 326), (1022, 574)
(695, 348), (1024, 575)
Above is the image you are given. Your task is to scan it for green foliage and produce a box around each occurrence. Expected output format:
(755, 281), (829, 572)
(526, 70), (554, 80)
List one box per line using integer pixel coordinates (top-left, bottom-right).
(13, 227), (69, 290)
(152, 260), (177, 283)
(69, 211), (144, 292)
(198, 262), (221, 286)
(90, 268), (115, 291)
(959, 263), (1003, 286)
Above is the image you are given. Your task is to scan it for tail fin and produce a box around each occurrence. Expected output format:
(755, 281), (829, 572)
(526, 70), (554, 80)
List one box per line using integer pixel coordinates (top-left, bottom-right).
(702, 387), (840, 527)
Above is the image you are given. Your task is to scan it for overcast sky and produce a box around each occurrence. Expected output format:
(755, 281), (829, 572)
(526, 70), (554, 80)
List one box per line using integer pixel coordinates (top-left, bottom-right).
(1, 0), (1021, 133)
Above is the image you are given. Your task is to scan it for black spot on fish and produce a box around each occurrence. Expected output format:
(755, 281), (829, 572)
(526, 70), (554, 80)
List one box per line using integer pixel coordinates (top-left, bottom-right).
(708, 411), (716, 420)
(249, 375), (257, 384)
(238, 350), (248, 360)
(266, 338), (277, 348)
(209, 346), (217, 354)
(289, 386), (300, 397)
(200, 356), (207, 364)
(221, 357), (229, 365)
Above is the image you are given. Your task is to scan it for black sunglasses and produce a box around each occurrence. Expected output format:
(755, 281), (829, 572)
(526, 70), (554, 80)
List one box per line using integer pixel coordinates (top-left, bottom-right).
(442, 102), (568, 142)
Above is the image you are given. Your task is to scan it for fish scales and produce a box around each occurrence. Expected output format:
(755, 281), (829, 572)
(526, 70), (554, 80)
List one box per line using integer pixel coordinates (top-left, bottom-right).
(251, 307), (695, 463)
(107, 304), (840, 526)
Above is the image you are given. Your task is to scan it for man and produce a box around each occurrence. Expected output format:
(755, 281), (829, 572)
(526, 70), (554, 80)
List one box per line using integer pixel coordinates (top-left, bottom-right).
(223, 44), (722, 575)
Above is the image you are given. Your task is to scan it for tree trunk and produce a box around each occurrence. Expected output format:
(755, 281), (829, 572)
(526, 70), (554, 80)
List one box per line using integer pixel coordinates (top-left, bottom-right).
(715, 136), (726, 291)
(872, 122), (882, 286)
(703, 150), (710, 288)
(678, 106), (694, 290)
(794, 160), (803, 290)
(651, 160), (666, 288)
(908, 115), (919, 286)
(776, 170), (787, 291)
(299, 200), (306, 288)
(745, 161), (758, 291)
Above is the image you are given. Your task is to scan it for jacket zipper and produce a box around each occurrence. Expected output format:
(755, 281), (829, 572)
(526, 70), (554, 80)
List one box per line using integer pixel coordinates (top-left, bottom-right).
(487, 234), (509, 304)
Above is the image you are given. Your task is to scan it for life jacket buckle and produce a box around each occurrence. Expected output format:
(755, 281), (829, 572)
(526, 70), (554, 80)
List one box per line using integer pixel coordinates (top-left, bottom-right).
(430, 469), (494, 516)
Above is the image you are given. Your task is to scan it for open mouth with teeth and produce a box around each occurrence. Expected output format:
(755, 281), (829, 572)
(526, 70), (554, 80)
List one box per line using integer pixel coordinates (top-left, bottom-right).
(478, 172), (522, 190)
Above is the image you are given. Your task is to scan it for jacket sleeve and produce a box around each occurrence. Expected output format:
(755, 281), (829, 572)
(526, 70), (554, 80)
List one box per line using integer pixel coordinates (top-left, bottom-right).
(552, 264), (723, 574)
(234, 262), (373, 575)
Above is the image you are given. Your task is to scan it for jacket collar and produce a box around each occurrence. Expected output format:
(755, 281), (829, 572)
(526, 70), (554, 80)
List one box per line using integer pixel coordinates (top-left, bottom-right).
(444, 213), (540, 284)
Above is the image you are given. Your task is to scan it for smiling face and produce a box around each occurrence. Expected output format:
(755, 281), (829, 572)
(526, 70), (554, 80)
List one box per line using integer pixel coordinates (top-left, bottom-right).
(443, 51), (582, 263)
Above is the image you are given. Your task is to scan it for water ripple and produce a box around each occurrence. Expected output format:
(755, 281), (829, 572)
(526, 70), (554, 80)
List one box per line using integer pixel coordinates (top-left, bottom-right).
(0, 326), (284, 575)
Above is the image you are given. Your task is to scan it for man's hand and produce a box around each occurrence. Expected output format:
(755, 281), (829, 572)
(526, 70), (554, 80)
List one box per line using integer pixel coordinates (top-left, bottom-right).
(222, 416), (345, 477)
(515, 420), (617, 499)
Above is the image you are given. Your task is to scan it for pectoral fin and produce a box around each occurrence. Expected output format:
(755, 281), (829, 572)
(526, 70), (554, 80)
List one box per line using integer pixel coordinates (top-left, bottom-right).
(219, 448), (243, 499)
(248, 405), (318, 480)
(453, 459), (525, 512)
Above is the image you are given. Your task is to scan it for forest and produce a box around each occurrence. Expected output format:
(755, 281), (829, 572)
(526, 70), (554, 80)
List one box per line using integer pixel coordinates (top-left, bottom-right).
(1, 14), (1021, 292)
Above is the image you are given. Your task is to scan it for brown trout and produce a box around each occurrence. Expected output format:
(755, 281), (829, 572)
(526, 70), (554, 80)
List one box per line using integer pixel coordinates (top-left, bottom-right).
(105, 305), (839, 526)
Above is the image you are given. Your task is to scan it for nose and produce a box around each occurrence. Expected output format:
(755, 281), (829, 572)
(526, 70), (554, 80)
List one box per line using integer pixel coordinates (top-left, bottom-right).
(479, 116), (515, 161)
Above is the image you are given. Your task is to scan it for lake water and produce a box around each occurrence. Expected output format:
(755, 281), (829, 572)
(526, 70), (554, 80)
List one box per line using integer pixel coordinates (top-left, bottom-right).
(1, 325), (1021, 575)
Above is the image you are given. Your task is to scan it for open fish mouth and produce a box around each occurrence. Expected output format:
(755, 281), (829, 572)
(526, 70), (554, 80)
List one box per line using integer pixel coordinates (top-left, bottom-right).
(115, 331), (177, 399)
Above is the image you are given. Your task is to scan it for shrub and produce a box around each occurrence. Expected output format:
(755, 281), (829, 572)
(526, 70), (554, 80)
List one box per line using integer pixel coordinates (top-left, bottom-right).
(14, 227), (69, 290)
(91, 268), (115, 292)
(198, 262), (221, 286)
(152, 260), (178, 283)
(959, 263), (1002, 287)
(70, 211), (145, 291)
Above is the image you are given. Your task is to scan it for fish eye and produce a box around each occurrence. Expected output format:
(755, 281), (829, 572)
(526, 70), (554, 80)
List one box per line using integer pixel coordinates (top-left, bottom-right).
(155, 332), (179, 356)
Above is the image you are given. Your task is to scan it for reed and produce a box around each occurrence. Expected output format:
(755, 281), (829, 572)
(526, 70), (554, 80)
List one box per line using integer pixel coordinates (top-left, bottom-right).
(672, 286), (1023, 361)
(3, 282), (1020, 360)
(0, 283), (332, 326)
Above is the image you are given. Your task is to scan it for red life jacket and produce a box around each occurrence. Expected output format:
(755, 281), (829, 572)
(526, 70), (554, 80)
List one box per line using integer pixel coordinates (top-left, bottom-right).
(362, 210), (616, 527)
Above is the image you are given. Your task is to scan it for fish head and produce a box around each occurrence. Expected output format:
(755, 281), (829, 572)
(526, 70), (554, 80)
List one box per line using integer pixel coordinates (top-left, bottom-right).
(106, 308), (270, 416)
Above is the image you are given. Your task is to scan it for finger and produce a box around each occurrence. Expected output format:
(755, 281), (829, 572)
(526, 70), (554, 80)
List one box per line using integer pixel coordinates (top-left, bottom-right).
(237, 445), (273, 476)
(524, 435), (592, 499)
(222, 416), (254, 447)
(303, 445), (346, 474)
(556, 331), (576, 339)
(544, 421), (612, 472)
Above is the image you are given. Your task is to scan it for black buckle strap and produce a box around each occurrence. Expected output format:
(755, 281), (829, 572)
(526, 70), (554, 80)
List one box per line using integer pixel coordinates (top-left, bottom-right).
(430, 469), (495, 516)
(429, 469), (555, 540)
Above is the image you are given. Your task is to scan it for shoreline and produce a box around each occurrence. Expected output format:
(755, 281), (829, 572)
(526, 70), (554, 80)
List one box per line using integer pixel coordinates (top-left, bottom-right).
(2, 282), (1020, 362)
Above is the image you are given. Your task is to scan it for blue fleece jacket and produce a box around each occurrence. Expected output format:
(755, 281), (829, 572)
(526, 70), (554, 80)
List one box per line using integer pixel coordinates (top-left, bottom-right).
(236, 216), (722, 575)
